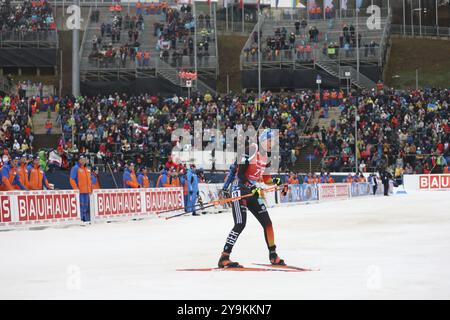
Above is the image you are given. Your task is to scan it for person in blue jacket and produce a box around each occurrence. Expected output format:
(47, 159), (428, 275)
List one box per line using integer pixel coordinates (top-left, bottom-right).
(179, 166), (188, 209)
(156, 167), (169, 188)
(123, 162), (139, 188)
(0, 157), (26, 190)
(222, 161), (237, 197)
(186, 164), (199, 216)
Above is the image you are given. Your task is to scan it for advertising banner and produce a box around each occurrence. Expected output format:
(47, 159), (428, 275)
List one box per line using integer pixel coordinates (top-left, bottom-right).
(350, 182), (372, 197)
(91, 187), (184, 221)
(403, 174), (450, 191)
(0, 190), (80, 229)
(279, 184), (319, 204)
(318, 183), (350, 201)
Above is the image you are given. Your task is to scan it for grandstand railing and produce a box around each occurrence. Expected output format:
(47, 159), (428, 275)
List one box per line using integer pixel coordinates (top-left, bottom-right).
(391, 24), (450, 38)
(79, 2), (219, 82)
(0, 30), (59, 48)
(0, 76), (13, 94)
(79, 5), (93, 60)
(240, 9), (390, 71)
(320, 153), (445, 173)
(241, 46), (383, 69)
(263, 8), (391, 21)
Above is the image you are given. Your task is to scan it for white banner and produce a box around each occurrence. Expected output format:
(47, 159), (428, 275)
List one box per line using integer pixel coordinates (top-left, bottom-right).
(318, 183), (350, 201)
(197, 182), (278, 214)
(198, 183), (228, 213)
(0, 190), (80, 230)
(324, 0), (334, 9)
(91, 187), (184, 222)
(403, 174), (450, 191)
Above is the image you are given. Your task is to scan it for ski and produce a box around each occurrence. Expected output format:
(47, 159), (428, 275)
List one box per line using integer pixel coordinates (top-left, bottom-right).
(177, 266), (303, 272)
(252, 263), (318, 272)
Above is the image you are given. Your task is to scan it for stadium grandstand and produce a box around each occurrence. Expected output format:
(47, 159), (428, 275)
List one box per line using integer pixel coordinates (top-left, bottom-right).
(240, 2), (391, 91)
(0, 0), (448, 190)
(79, 0), (218, 95)
(1, 0), (450, 303)
(0, 0), (58, 77)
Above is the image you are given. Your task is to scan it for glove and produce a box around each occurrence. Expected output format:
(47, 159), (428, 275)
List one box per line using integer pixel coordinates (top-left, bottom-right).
(251, 186), (262, 198)
(221, 189), (231, 198)
(272, 177), (282, 186)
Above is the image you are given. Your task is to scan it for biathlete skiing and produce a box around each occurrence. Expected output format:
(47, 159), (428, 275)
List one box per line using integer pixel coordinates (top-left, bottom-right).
(218, 128), (285, 268)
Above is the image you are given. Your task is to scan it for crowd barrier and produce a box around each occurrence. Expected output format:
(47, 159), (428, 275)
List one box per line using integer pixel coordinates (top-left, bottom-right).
(0, 182), (393, 230)
(403, 174), (450, 191)
(279, 184), (319, 204)
(196, 183), (277, 214)
(0, 190), (80, 229)
(91, 187), (184, 222)
(197, 183), (228, 214)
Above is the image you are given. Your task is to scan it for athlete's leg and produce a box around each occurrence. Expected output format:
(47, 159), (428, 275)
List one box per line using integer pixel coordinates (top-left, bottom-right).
(219, 188), (248, 268)
(246, 196), (275, 250)
(247, 196), (285, 265)
(222, 196), (247, 254)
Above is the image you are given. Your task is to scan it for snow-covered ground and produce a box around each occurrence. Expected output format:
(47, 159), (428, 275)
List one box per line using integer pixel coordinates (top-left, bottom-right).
(1, 191), (449, 300)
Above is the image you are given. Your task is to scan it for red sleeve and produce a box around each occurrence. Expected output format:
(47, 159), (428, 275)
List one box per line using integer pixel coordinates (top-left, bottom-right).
(262, 175), (273, 184)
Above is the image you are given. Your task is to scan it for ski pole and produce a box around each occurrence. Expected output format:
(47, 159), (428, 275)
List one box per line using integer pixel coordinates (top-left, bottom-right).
(163, 192), (255, 220)
(164, 185), (281, 220)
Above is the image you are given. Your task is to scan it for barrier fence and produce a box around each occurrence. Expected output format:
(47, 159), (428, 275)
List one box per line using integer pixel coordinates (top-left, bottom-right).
(0, 190), (80, 229)
(3, 175), (447, 231)
(91, 187), (184, 222)
(403, 174), (450, 191)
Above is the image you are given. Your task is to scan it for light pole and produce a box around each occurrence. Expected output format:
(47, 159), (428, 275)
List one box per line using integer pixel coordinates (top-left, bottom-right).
(345, 70), (351, 97)
(419, 0), (422, 36)
(316, 74), (322, 96)
(412, 5), (422, 37)
(436, 0), (439, 35)
(226, 0), (229, 31)
(356, 5), (360, 84)
(257, 4), (261, 103)
(355, 102), (358, 174)
(403, 0), (406, 35)
(193, 1), (198, 92)
(411, 0), (414, 36)
(72, 0), (80, 97)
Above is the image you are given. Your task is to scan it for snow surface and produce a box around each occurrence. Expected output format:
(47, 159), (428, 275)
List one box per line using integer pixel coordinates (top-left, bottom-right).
(1, 191), (449, 300)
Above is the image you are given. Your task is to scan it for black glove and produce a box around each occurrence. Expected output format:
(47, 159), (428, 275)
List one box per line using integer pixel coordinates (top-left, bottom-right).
(221, 189), (231, 198)
(272, 177), (282, 186)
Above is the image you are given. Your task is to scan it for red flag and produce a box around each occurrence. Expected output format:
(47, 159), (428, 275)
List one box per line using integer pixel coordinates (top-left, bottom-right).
(207, 0), (211, 6)
(239, 0), (244, 10)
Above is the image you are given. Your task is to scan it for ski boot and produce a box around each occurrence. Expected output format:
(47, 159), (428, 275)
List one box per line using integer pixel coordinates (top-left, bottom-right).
(269, 251), (286, 266)
(218, 252), (242, 268)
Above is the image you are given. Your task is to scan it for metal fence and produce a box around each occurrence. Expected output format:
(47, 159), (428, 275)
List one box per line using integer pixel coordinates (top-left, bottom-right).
(242, 46), (383, 68)
(391, 24), (450, 38)
(0, 30), (59, 48)
(240, 11), (391, 70)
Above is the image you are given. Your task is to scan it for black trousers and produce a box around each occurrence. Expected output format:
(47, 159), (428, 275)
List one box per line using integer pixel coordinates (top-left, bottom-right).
(373, 185), (377, 195)
(383, 182), (389, 195)
(223, 187), (275, 254)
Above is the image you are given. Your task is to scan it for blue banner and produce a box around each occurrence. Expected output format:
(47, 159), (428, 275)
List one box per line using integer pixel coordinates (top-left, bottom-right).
(350, 182), (372, 197)
(280, 184), (319, 203)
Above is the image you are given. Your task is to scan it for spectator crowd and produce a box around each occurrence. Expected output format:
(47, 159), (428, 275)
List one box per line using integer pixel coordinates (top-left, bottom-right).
(0, 0), (55, 33)
(315, 87), (449, 176)
(1, 81), (448, 192)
